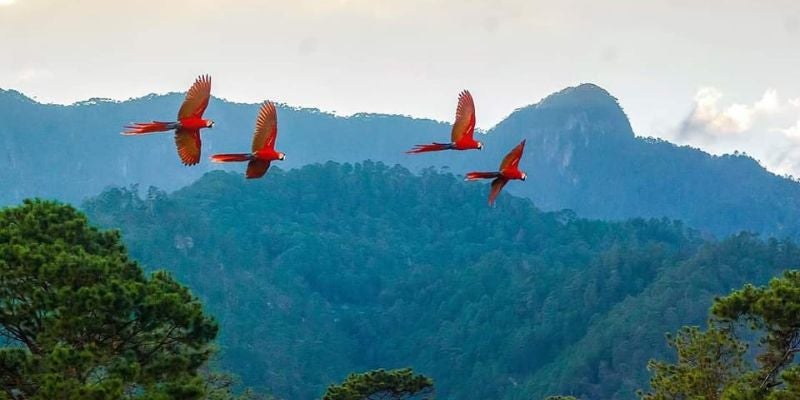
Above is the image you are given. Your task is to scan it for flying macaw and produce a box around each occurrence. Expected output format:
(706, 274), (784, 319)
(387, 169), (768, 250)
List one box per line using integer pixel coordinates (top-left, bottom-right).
(122, 75), (214, 166)
(465, 139), (527, 206)
(407, 90), (483, 153)
(210, 101), (285, 179)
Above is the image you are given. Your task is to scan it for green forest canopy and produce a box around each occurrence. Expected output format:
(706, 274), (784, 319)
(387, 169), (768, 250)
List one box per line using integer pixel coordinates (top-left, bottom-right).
(0, 199), (432, 400)
(82, 162), (800, 399)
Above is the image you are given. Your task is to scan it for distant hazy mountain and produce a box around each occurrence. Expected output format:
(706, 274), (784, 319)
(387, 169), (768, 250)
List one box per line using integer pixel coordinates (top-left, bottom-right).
(0, 88), (446, 203)
(4, 84), (800, 237)
(487, 84), (800, 238)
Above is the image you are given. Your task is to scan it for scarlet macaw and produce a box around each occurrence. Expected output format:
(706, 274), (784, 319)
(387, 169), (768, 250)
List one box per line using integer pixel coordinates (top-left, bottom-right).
(122, 75), (214, 166)
(407, 90), (483, 153)
(465, 139), (527, 206)
(210, 102), (285, 179)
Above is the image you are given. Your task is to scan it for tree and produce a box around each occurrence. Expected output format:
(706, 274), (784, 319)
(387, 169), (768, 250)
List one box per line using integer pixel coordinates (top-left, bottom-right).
(640, 270), (800, 400)
(0, 199), (219, 399)
(639, 327), (747, 400)
(202, 371), (273, 400)
(322, 368), (434, 400)
(712, 270), (800, 399)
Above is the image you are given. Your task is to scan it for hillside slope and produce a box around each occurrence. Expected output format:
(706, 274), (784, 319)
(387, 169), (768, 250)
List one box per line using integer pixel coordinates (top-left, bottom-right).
(83, 163), (800, 399)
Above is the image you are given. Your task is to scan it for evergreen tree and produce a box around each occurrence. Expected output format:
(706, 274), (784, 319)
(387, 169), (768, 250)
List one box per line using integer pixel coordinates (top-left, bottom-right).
(203, 371), (273, 400)
(712, 270), (800, 399)
(639, 327), (747, 400)
(322, 368), (433, 400)
(640, 270), (800, 399)
(0, 199), (219, 399)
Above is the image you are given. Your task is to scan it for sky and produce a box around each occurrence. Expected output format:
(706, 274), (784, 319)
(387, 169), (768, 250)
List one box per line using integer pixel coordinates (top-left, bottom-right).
(2, 0), (800, 175)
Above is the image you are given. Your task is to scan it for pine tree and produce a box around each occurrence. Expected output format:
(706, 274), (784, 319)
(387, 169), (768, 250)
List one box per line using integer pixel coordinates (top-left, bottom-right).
(322, 368), (433, 400)
(0, 199), (219, 399)
(640, 270), (800, 400)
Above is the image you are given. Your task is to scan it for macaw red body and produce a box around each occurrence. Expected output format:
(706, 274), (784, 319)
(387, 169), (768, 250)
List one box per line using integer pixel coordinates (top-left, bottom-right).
(465, 140), (527, 206)
(122, 75), (214, 166)
(407, 90), (483, 153)
(210, 102), (285, 179)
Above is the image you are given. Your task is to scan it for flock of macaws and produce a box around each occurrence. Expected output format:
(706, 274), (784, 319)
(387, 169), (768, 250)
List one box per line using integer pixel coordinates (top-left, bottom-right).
(123, 75), (527, 205)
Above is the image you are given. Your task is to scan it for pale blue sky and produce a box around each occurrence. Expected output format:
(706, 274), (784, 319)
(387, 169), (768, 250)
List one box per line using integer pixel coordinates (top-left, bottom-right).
(3, 0), (800, 174)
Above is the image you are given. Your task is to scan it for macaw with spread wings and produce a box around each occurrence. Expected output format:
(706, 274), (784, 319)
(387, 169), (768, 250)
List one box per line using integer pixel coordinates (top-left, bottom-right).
(465, 140), (527, 206)
(122, 75), (214, 166)
(210, 102), (285, 179)
(407, 90), (483, 153)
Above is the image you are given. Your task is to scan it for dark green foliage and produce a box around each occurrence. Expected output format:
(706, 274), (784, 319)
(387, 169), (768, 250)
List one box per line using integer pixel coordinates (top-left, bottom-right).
(713, 270), (800, 398)
(322, 368), (433, 400)
(0, 199), (219, 399)
(82, 162), (800, 399)
(640, 270), (800, 399)
(639, 327), (747, 400)
(203, 371), (274, 400)
(525, 233), (800, 400)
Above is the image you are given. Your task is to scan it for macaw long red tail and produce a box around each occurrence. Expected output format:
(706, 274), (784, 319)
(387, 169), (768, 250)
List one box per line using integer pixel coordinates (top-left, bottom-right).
(210, 153), (253, 163)
(406, 142), (454, 154)
(465, 171), (500, 181)
(122, 121), (178, 135)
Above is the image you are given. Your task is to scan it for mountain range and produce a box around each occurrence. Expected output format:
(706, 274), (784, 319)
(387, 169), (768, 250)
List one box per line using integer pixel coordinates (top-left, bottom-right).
(3, 83), (799, 238)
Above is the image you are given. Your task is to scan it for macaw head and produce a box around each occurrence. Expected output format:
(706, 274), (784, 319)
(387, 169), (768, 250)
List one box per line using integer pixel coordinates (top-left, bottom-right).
(477, 141), (483, 150)
(278, 152), (286, 161)
(206, 120), (215, 128)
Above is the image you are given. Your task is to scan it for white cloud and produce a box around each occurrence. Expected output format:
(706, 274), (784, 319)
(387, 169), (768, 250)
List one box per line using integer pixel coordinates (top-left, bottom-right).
(755, 89), (780, 112)
(682, 87), (783, 135)
(674, 87), (800, 177)
(780, 120), (800, 143)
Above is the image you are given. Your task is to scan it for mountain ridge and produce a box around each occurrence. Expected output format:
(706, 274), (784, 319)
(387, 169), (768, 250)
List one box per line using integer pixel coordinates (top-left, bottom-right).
(3, 83), (800, 238)
(0, 87), (448, 125)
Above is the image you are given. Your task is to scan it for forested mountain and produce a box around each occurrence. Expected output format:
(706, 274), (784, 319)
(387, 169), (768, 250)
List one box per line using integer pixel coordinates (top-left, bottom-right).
(83, 162), (800, 399)
(5, 83), (800, 237)
(0, 88), (445, 205)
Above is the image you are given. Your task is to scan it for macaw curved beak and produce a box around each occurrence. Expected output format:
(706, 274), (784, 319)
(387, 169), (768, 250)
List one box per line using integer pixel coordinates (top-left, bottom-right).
(279, 153), (286, 161)
(521, 173), (527, 181)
